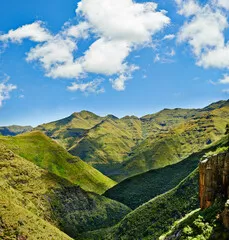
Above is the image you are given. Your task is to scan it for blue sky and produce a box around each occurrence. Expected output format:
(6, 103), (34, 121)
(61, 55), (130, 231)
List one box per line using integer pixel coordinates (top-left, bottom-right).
(0, 0), (229, 126)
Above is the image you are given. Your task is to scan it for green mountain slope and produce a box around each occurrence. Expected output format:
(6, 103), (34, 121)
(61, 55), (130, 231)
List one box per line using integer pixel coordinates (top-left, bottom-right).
(104, 134), (229, 209)
(0, 142), (131, 239)
(36, 100), (229, 181)
(115, 102), (229, 180)
(82, 169), (199, 240)
(0, 125), (32, 136)
(69, 117), (143, 176)
(0, 131), (116, 194)
(36, 111), (104, 149)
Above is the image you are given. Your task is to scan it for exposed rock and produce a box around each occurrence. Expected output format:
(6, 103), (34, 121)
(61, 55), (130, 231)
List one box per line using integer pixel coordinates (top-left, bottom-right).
(199, 153), (229, 209)
(199, 152), (229, 229)
(222, 200), (229, 229)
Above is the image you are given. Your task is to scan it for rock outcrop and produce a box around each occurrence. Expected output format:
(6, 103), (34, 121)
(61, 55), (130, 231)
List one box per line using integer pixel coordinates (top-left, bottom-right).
(199, 152), (229, 209)
(199, 152), (229, 228)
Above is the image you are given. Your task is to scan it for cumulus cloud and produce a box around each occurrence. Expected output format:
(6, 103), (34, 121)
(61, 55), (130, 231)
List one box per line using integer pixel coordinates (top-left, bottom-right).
(67, 79), (104, 94)
(77, 0), (170, 43)
(176, 0), (200, 17)
(0, 75), (17, 107)
(26, 36), (78, 75)
(0, 21), (52, 43)
(177, 0), (229, 71)
(110, 65), (139, 91)
(218, 74), (229, 84)
(178, 3), (227, 56)
(215, 0), (229, 10)
(0, 0), (170, 92)
(65, 21), (90, 39)
(82, 38), (131, 75)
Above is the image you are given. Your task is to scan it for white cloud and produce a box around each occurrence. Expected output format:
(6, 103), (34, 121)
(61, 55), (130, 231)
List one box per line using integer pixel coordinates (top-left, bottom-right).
(215, 0), (229, 10)
(177, 0), (229, 72)
(110, 65), (138, 91)
(26, 36), (77, 72)
(0, 0), (171, 92)
(82, 38), (131, 75)
(178, 4), (227, 56)
(198, 45), (229, 69)
(0, 21), (52, 43)
(68, 79), (104, 94)
(47, 61), (83, 79)
(65, 21), (90, 39)
(218, 74), (229, 84)
(176, 0), (200, 17)
(0, 75), (17, 107)
(163, 34), (175, 40)
(77, 0), (170, 43)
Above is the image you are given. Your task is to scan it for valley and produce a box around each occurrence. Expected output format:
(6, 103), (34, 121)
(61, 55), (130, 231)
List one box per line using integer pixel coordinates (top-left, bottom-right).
(1, 100), (229, 239)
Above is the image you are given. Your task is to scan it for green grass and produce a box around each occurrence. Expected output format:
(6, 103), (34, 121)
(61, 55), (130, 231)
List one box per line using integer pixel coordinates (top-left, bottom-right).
(0, 125), (32, 136)
(0, 131), (116, 194)
(36, 100), (229, 182)
(82, 169), (199, 240)
(0, 142), (131, 239)
(104, 135), (229, 209)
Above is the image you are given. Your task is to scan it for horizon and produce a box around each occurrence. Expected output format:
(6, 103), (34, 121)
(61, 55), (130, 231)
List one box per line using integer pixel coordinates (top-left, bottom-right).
(1, 98), (227, 127)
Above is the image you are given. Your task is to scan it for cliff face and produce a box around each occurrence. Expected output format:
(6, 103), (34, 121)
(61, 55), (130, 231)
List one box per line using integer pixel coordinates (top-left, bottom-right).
(199, 152), (229, 229)
(199, 152), (229, 209)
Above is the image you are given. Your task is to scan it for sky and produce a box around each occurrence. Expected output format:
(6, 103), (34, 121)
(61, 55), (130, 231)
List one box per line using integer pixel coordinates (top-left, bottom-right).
(1, 0), (229, 126)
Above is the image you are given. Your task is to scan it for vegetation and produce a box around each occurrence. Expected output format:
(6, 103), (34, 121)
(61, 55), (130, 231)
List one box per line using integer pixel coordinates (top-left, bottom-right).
(0, 142), (131, 239)
(104, 134), (229, 209)
(0, 125), (32, 136)
(0, 131), (116, 194)
(163, 199), (229, 240)
(36, 100), (229, 181)
(83, 169), (199, 240)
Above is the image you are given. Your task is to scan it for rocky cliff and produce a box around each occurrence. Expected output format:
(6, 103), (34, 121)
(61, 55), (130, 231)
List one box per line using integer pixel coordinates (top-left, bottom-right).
(199, 152), (229, 228)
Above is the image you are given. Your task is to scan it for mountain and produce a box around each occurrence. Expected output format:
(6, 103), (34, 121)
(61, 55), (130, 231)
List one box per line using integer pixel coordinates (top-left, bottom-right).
(36, 100), (229, 181)
(104, 134), (229, 209)
(0, 137), (131, 239)
(81, 169), (199, 240)
(0, 125), (32, 136)
(0, 131), (116, 194)
(36, 111), (104, 149)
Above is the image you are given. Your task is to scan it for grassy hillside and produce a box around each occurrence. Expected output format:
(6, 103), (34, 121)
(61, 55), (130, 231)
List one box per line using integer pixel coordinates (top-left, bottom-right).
(0, 125), (32, 136)
(36, 100), (229, 181)
(104, 135), (229, 209)
(0, 131), (116, 194)
(0, 142), (131, 239)
(69, 117), (143, 176)
(36, 111), (104, 149)
(82, 169), (199, 240)
(116, 108), (228, 180)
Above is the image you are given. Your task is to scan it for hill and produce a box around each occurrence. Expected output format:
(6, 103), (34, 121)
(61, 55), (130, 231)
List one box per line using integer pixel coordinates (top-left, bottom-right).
(82, 169), (199, 240)
(104, 135), (229, 209)
(0, 125), (32, 136)
(0, 141), (131, 239)
(35, 100), (229, 181)
(0, 131), (116, 194)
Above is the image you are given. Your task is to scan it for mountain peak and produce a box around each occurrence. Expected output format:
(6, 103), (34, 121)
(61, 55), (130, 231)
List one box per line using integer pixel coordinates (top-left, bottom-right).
(106, 114), (119, 120)
(72, 110), (100, 119)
